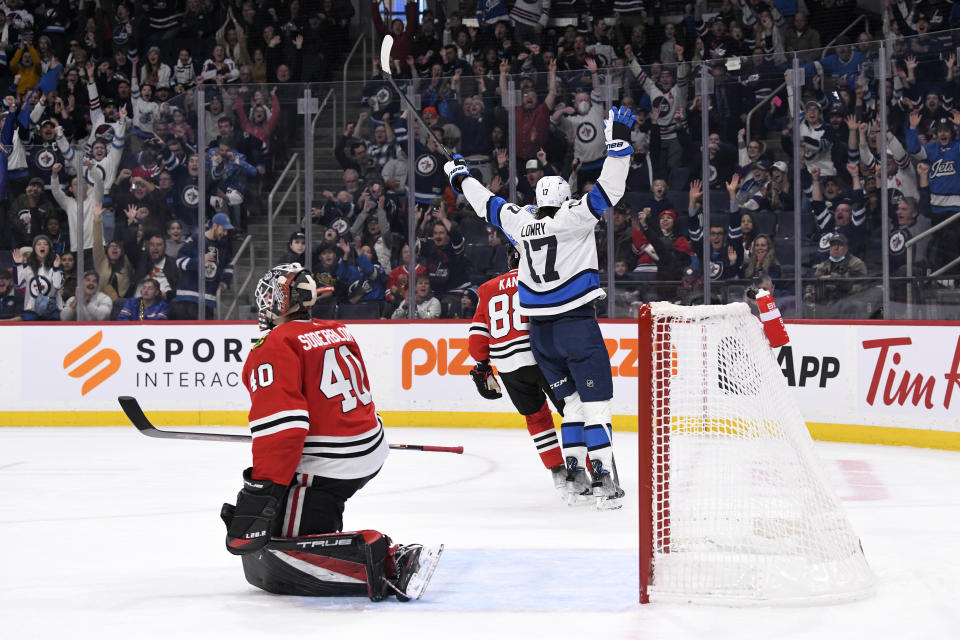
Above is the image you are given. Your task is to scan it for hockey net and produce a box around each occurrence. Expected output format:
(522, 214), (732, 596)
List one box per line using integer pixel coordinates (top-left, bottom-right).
(637, 302), (875, 605)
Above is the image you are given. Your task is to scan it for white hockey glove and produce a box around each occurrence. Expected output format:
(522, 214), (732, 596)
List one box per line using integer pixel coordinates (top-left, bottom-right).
(444, 154), (470, 194)
(604, 106), (636, 157)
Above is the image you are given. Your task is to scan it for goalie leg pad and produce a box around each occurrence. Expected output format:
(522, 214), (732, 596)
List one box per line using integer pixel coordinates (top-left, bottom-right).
(240, 530), (394, 600)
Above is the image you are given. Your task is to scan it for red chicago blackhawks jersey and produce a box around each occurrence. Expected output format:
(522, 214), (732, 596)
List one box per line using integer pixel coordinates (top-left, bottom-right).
(468, 269), (536, 373)
(242, 319), (389, 486)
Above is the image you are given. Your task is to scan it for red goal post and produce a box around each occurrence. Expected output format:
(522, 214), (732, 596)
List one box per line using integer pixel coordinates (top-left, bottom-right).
(637, 302), (875, 605)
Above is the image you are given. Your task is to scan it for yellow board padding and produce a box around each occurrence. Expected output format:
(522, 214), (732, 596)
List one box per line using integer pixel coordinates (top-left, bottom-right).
(0, 412), (958, 451)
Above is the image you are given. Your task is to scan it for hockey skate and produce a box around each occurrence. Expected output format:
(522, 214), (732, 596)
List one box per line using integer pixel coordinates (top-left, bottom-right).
(393, 543), (444, 601)
(590, 460), (625, 511)
(550, 465), (567, 491)
(564, 456), (593, 506)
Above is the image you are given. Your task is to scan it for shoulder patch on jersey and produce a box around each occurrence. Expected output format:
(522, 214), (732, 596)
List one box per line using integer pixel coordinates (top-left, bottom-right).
(251, 335), (267, 350)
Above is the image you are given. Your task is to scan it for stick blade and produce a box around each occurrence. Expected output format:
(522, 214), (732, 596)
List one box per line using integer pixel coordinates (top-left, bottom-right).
(380, 35), (394, 77)
(118, 395), (154, 434)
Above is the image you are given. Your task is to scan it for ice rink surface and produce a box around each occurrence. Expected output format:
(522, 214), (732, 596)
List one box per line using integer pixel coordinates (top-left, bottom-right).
(3, 425), (959, 640)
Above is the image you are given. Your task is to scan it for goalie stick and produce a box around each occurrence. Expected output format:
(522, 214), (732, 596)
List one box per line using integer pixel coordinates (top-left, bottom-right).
(117, 396), (465, 454)
(379, 34), (454, 161)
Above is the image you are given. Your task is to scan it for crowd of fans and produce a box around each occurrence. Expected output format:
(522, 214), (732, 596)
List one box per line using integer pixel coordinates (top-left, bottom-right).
(1, 0), (959, 323)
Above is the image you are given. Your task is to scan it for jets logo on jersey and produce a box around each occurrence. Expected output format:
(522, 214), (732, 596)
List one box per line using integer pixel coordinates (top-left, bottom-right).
(205, 247), (219, 279)
(930, 158), (957, 179)
(29, 275), (53, 298)
(84, 165), (108, 186)
(374, 86), (392, 109)
(182, 184), (200, 206)
(35, 148), (55, 169)
(889, 229), (908, 254)
(652, 95), (672, 120)
(17, 210), (32, 232)
(576, 122), (598, 143)
(416, 154), (437, 176)
(709, 260), (723, 280)
(818, 234), (833, 251)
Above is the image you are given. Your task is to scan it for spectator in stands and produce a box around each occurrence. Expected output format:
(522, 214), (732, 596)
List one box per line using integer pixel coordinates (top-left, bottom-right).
(385, 241), (426, 313)
(391, 273), (441, 319)
(905, 109), (960, 271)
(60, 270), (113, 321)
(889, 194), (932, 275)
(280, 231), (311, 265)
(372, 1), (419, 75)
(13, 238), (62, 321)
(501, 58), (557, 163)
(117, 277), (170, 321)
(810, 164), (867, 262)
(625, 44), (688, 170)
(207, 140), (258, 232)
(810, 232), (868, 312)
(10, 41), (41, 94)
(699, 216), (743, 281)
(784, 13), (821, 56)
(7, 177), (54, 249)
(59, 251), (77, 303)
(632, 207), (696, 284)
(173, 48), (198, 93)
(50, 162), (104, 264)
(735, 161), (773, 211)
(351, 191), (392, 267)
(335, 122), (378, 175)
(165, 219), (186, 259)
(418, 202), (468, 295)
(234, 89), (281, 162)
(742, 234), (782, 279)
(643, 178), (678, 216)
(132, 233), (179, 302)
(769, 161), (793, 210)
(346, 245), (388, 304)
(798, 100), (837, 178)
(92, 205), (134, 301)
(201, 44), (240, 84)
(171, 212), (235, 319)
(44, 215), (68, 257)
(0, 267), (24, 321)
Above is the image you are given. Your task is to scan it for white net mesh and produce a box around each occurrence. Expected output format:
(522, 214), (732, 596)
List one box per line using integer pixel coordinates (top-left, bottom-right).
(644, 302), (875, 604)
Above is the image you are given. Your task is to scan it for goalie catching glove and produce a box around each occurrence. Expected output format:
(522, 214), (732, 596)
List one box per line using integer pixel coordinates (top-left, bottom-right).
(604, 106), (636, 157)
(470, 360), (503, 400)
(444, 154), (470, 194)
(222, 467), (289, 555)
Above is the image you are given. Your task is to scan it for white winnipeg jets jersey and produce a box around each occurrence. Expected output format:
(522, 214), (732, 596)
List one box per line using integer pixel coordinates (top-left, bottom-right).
(462, 154), (630, 316)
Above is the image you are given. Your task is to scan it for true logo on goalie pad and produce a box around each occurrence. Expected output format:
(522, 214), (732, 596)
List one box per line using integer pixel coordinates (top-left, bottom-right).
(296, 538), (354, 549)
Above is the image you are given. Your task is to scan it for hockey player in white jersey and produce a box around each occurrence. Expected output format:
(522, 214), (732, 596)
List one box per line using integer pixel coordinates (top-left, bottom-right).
(444, 106), (636, 510)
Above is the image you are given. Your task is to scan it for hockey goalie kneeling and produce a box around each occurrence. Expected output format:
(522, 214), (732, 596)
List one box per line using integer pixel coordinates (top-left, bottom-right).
(220, 263), (442, 601)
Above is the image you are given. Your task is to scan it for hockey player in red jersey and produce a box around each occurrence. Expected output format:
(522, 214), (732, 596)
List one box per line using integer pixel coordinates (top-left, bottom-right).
(468, 247), (569, 493)
(221, 262), (442, 601)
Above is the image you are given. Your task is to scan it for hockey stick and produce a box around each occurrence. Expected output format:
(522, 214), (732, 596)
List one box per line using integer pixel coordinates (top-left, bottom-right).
(117, 396), (464, 454)
(379, 34), (454, 161)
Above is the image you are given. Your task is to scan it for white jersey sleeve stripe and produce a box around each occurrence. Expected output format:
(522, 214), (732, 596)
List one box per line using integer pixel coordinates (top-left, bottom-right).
(250, 409), (310, 429)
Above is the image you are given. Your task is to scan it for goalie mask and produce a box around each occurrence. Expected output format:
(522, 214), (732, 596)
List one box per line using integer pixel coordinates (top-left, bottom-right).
(255, 263), (319, 330)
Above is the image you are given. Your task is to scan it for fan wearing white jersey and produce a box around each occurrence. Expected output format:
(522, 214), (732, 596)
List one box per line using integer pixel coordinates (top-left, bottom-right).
(444, 106), (636, 509)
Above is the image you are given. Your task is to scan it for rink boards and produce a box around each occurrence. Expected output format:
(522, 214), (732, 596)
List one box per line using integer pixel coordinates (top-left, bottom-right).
(0, 320), (957, 449)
